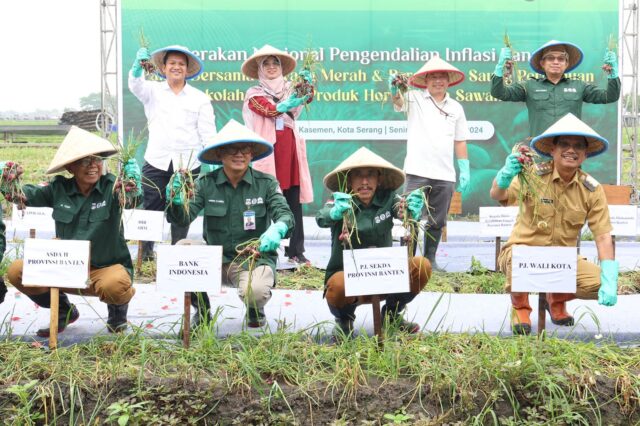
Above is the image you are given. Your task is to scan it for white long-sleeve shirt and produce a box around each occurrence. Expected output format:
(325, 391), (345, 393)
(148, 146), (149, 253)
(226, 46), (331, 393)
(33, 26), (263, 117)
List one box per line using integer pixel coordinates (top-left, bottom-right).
(128, 73), (217, 171)
(395, 90), (469, 182)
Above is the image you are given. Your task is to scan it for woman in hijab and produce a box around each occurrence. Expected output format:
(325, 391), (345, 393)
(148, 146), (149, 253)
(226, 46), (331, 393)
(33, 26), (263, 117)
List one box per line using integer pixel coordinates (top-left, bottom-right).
(241, 45), (314, 265)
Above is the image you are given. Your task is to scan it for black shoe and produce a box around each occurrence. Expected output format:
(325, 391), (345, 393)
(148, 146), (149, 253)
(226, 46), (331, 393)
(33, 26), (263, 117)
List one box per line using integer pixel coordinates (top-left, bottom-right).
(37, 304), (80, 337)
(191, 309), (212, 329)
(247, 307), (266, 328)
(107, 303), (129, 333)
(288, 254), (311, 266)
(0, 277), (7, 304)
(382, 305), (420, 334)
(512, 323), (532, 336)
(332, 317), (354, 340)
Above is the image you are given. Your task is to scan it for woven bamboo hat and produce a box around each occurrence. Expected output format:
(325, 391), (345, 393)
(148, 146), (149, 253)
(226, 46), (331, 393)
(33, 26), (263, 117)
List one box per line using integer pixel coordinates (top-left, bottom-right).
(409, 55), (465, 88)
(323, 147), (405, 192)
(198, 119), (273, 165)
(46, 126), (118, 174)
(530, 113), (608, 158)
(151, 45), (203, 80)
(529, 40), (583, 74)
(241, 44), (297, 79)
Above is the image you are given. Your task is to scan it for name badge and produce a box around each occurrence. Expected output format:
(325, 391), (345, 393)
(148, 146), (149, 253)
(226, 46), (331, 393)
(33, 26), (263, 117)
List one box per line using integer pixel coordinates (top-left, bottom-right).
(243, 210), (256, 231)
(275, 117), (284, 131)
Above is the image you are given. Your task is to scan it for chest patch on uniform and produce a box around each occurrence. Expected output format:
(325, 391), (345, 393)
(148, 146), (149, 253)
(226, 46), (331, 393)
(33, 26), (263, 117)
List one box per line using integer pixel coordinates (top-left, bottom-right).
(91, 201), (106, 210)
(582, 174), (599, 192)
(540, 198), (554, 205)
(563, 88), (577, 93)
(208, 199), (224, 204)
(244, 197), (264, 206)
(535, 161), (553, 176)
(374, 211), (392, 224)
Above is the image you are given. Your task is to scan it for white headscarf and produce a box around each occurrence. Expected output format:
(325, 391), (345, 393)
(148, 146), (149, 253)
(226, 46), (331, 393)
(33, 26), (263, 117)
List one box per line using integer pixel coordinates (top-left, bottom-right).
(257, 55), (291, 99)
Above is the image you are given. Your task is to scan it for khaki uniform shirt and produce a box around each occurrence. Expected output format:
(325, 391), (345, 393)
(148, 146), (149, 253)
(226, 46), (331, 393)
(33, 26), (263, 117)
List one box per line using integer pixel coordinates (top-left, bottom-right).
(501, 161), (612, 251)
(166, 167), (294, 272)
(22, 174), (135, 276)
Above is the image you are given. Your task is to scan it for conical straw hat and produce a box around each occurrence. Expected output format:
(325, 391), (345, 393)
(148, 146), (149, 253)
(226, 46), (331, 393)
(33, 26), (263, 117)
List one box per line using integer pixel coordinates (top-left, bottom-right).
(409, 55), (465, 88)
(323, 147), (405, 192)
(46, 126), (118, 174)
(198, 119), (273, 165)
(530, 113), (608, 158)
(529, 40), (583, 74)
(151, 45), (203, 80)
(241, 44), (297, 79)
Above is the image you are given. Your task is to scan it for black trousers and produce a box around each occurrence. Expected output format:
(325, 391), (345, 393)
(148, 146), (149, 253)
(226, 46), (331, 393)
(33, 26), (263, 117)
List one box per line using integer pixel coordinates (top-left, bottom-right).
(283, 186), (305, 258)
(140, 162), (200, 255)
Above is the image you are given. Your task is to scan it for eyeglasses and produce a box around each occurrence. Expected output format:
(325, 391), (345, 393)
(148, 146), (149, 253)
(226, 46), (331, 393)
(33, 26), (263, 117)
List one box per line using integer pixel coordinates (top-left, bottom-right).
(556, 140), (587, 151)
(543, 54), (568, 63)
(220, 145), (253, 156)
(75, 156), (104, 167)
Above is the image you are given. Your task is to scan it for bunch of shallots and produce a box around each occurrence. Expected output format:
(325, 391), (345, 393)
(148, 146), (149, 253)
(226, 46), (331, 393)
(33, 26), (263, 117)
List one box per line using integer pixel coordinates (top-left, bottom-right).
(0, 161), (26, 209)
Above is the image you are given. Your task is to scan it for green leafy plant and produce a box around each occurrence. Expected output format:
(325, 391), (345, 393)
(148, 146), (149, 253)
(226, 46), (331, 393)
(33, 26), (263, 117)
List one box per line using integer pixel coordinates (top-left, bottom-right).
(106, 400), (148, 426)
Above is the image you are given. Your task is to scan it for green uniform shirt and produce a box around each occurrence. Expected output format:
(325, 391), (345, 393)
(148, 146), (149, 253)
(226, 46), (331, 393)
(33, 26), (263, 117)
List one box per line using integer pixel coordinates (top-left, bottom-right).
(166, 167), (294, 272)
(316, 189), (399, 284)
(22, 174), (134, 276)
(491, 75), (621, 136)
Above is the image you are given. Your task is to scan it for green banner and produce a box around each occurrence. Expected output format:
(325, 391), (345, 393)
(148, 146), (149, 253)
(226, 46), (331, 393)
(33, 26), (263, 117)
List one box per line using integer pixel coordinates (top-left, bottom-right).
(121, 0), (620, 214)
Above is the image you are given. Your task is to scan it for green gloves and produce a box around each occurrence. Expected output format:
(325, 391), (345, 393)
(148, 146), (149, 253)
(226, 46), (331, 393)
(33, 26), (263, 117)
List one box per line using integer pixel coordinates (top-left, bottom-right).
(259, 221), (288, 253)
(166, 173), (183, 206)
(456, 159), (470, 194)
(603, 50), (619, 79)
(406, 188), (424, 221)
(276, 94), (309, 113)
(329, 192), (352, 220)
(123, 159), (142, 196)
(495, 153), (523, 189)
(200, 163), (218, 175)
(388, 73), (398, 96)
(598, 259), (618, 306)
(131, 47), (150, 78)
(299, 69), (313, 83)
(494, 47), (512, 78)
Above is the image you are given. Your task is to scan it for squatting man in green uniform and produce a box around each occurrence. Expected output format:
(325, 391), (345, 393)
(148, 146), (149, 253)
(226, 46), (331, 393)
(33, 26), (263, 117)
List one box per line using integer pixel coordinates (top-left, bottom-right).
(166, 119), (294, 329)
(316, 147), (432, 337)
(490, 113), (618, 335)
(491, 40), (620, 137)
(4, 126), (142, 336)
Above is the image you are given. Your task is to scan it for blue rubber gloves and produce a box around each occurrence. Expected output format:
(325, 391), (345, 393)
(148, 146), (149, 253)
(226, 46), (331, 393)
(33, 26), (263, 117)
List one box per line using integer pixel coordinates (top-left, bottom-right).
(276, 94), (309, 113)
(603, 50), (619, 79)
(494, 47), (512, 78)
(598, 259), (618, 306)
(259, 221), (288, 253)
(200, 163), (218, 175)
(329, 192), (352, 220)
(123, 159), (142, 196)
(299, 69), (313, 83)
(388, 73), (398, 96)
(131, 47), (150, 78)
(495, 153), (523, 189)
(457, 159), (470, 194)
(166, 173), (183, 206)
(406, 188), (424, 221)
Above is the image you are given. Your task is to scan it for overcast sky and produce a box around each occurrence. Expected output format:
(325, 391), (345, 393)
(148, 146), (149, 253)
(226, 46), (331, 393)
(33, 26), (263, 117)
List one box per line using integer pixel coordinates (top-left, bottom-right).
(0, 1), (101, 112)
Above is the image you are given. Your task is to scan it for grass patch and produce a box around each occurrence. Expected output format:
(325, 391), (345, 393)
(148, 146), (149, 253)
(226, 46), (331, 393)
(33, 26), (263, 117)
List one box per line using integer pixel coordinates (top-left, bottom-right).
(0, 332), (638, 424)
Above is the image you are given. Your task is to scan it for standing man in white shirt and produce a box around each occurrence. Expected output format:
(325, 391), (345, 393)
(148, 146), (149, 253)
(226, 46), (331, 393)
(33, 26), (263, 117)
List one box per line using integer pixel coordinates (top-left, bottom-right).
(389, 56), (470, 271)
(128, 45), (217, 262)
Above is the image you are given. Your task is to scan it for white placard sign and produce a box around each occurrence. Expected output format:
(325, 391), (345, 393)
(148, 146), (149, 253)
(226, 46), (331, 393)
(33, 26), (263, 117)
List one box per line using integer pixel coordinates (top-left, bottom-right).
(479, 206), (518, 237)
(511, 245), (576, 293)
(343, 246), (410, 297)
(22, 239), (90, 289)
(123, 209), (165, 242)
(156, 245), (222, 293)
(11, 205), (55, 232)
(607, 205), (638, 236)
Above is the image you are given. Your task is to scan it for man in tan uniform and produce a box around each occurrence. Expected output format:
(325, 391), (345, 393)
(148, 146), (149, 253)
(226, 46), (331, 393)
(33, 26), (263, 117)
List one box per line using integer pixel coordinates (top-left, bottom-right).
(490, 113), (619, 335)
